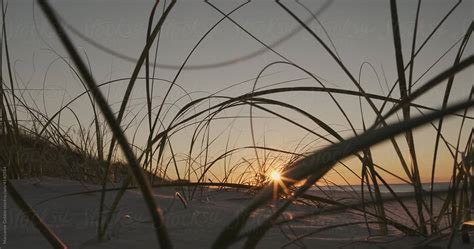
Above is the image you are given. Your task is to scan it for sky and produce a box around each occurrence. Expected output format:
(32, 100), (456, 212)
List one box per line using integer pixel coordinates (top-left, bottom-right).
(4, 0), (474, 184)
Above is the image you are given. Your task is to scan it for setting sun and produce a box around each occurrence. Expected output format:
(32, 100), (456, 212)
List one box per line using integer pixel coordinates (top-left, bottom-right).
(270, 171), (281, 181)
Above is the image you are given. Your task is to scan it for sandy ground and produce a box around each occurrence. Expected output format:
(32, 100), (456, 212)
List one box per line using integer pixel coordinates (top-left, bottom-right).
(3, 177), (472, 248)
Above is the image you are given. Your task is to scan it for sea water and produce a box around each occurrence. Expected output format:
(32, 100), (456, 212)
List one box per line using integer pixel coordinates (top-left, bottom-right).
(314, 182), (453, 193)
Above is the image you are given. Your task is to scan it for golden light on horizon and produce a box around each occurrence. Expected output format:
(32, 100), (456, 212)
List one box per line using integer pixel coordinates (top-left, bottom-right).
(270, 170), (289, 202)
(270, 170), (281, 182)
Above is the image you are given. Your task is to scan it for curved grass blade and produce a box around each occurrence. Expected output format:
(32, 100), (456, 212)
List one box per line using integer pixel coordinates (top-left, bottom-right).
(212, 99), (473, 248)
(35, 0), (173, 248)
(7, 181), (67, 249)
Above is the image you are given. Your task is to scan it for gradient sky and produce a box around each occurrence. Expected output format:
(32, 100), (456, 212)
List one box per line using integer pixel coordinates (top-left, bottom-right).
(5, 0), (473, 184)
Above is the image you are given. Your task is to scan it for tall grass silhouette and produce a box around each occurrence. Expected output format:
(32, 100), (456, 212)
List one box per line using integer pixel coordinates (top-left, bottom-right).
(1, 0), (473, 248)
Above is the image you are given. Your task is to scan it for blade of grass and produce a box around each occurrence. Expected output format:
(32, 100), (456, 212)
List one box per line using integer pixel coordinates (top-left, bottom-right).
(1, 0), (17, 135)
(54, 0), (333, 70)
(97, 0), (176, 240)
(212, 99), (473, 248)
(389, 0), (427, 234)
(429, 21), (473, 231)
(6, 181), (67, 249)
(36, 0), (173, 248)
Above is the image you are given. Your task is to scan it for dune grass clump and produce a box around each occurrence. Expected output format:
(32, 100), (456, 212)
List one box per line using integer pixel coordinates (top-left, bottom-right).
(1, 0), (473, 248)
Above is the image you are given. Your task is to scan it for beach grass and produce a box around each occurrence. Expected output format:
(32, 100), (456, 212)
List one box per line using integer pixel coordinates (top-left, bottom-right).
(1, 0), (473, 248)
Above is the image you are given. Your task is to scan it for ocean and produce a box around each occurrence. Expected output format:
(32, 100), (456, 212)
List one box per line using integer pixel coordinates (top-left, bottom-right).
(314, 182), (453, 193)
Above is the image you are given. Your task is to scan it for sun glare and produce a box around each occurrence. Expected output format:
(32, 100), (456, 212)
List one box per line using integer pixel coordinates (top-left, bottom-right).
(270, 170), (281, 181)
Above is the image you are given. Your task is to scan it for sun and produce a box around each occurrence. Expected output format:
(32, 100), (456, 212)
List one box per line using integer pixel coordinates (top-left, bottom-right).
(270, 170), (281, 181)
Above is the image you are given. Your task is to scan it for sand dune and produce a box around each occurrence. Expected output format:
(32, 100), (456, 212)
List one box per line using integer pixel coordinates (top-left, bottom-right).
(5, 177), (471, 248)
